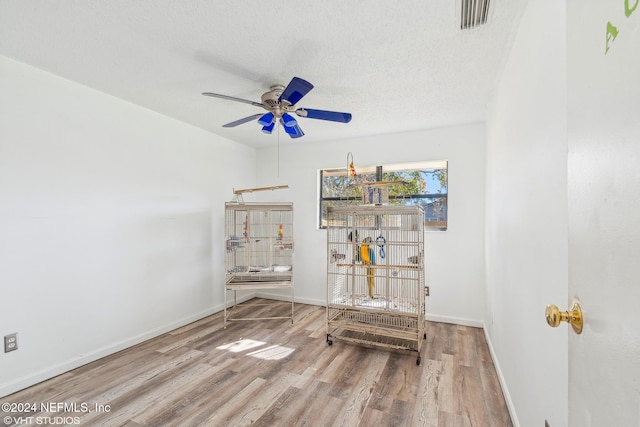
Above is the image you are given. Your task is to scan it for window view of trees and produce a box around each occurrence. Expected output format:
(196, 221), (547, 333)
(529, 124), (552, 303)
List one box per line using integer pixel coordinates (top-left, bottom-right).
(319, 161), (448, 230)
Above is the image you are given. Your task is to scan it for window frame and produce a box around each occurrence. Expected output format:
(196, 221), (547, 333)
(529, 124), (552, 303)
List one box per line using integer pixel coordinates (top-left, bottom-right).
(318, 160), (448, 230)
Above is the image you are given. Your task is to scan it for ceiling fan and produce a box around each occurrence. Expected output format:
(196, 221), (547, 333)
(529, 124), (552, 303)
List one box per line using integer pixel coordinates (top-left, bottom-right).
(202, 77), (352, 139)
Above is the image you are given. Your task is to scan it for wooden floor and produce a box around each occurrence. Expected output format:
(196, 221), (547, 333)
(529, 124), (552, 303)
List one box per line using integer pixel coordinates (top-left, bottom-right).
(2, 300), (512, 427)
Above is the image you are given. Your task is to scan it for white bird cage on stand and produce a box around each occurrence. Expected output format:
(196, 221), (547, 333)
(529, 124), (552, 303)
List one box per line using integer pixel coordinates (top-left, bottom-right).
(224, 200), (294, 328)
(326, 204), (426, 365)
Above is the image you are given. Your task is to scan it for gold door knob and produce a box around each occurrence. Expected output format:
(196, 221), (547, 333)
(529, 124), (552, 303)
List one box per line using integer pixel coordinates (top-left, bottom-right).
(545, 301), (583, 334)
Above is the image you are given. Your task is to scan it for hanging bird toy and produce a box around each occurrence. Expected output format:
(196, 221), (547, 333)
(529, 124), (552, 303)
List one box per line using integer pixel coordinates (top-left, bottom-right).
(347, 152), (357, 178)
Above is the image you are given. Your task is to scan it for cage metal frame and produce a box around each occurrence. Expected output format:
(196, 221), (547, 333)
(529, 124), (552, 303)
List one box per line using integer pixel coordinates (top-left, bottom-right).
(224, 201), (294, 328)
(326, 205), (426, 364)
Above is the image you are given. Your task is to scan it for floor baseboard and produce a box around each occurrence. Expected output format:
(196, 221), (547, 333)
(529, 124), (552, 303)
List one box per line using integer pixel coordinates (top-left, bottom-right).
(483, 325), (520, 427)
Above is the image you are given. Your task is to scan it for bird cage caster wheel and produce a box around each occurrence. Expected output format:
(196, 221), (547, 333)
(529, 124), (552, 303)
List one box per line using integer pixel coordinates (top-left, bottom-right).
(416, 356), (421, 366)
(327, 335), (333, 345)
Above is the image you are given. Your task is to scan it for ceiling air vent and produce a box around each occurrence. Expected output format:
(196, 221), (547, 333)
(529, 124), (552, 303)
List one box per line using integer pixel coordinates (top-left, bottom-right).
(461, 0), (490, 30)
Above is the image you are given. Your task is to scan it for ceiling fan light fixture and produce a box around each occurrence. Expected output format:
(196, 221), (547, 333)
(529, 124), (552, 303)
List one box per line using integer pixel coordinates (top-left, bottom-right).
(281, 113), (297, 128)
(261, 122), (275, 134)
(281, 119), (304, 138)
(258, 112), (275, 126)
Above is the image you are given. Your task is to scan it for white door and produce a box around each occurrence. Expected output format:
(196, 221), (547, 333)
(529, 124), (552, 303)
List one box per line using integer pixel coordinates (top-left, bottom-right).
(567, 1), (640, 425)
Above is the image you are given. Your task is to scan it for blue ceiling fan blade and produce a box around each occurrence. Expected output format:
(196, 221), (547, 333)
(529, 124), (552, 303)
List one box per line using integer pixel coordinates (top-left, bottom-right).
(280, 118), (304, 138)
(278, 77), (314, 105)
(281, 113), (297, 127)
(258, 112), (275, 126)
(295, 108), (352, 123)
(222, 113), (263, 127)
(261, 122), (275, 134)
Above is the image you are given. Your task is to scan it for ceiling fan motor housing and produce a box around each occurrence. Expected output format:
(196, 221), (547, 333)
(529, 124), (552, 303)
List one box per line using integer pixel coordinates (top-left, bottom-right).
(261, 85), (285, 107)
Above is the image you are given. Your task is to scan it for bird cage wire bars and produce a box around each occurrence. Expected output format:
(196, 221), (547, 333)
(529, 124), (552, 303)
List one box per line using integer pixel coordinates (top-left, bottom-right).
(326, 204), (426, 365)
(224, 202), (294, 327)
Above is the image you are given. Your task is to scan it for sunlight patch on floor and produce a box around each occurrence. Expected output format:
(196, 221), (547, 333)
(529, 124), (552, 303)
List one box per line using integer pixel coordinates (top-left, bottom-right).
(216, 339), (265, 352)
(216, 338), (295, 360)
(246, 344), (295, 360)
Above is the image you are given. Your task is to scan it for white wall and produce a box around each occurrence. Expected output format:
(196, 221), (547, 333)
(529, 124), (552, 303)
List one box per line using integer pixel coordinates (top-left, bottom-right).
(255, 123), (486, 325)
(0, 56), (256, 397)
(485, 1), (567, 426)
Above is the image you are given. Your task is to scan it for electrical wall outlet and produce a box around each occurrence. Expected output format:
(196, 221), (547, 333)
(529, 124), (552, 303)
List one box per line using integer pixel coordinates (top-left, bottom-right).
(4, 333), (18, 353)
(425, 286), (430, 297)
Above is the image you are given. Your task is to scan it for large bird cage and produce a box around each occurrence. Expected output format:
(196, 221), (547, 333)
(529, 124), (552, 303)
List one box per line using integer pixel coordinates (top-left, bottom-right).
(224, 202), (294, 327)
(326, 205), (426, 365)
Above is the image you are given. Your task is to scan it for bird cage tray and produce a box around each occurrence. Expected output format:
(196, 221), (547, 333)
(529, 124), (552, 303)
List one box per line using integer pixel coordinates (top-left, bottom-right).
(328, 307), (421, 333)
(328, 293), (420, 314)
(326, 329), (421, 353)
(327, 307), (422, 352)
(226, 265), (292, 288)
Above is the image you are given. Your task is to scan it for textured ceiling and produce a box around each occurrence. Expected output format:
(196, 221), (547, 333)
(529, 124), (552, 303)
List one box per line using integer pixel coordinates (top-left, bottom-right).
(0, 0), (527, 149)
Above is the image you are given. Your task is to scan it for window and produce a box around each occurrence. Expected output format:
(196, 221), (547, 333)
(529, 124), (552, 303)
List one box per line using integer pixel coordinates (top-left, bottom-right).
(319, 160), (448, 230)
